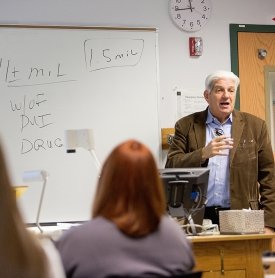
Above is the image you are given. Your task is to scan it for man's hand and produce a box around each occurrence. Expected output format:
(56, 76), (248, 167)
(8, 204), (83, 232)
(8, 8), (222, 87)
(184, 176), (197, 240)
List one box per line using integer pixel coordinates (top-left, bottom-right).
(202, 135), (233, 161)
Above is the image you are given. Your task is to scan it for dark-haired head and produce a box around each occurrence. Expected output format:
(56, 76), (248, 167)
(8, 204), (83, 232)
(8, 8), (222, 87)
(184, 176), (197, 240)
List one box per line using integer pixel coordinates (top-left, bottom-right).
(92, 139), (166, 237)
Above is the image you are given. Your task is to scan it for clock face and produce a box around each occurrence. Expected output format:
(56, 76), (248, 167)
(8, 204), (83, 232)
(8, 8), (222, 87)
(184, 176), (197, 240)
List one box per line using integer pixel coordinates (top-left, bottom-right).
(169, 0), (212, 32)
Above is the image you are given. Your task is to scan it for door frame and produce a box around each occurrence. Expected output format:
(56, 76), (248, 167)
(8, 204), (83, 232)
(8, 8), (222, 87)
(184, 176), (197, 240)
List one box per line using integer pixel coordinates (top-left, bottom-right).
(265, 65), (275, 150)
(229, 24), (275, 110)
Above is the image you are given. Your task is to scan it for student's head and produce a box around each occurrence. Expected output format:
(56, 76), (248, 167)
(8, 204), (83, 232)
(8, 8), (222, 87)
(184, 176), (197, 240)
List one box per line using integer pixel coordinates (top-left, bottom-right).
(92, 139), (166, 237)
(204, 70), (240, 123)
(0, 139), (48, 277)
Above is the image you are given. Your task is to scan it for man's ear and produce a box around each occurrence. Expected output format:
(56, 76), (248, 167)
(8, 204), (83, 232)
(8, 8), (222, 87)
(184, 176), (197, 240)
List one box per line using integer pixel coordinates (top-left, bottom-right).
(204, 90), (209, 103)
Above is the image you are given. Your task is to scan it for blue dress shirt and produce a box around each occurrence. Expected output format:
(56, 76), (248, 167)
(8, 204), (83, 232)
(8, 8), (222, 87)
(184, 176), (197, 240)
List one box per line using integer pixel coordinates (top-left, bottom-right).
(205, 110), (232, 207)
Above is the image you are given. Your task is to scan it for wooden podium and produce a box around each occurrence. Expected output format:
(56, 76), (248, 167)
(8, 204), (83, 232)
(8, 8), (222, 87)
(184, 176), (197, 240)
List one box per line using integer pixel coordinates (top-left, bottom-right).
(190, 234), (275, 278)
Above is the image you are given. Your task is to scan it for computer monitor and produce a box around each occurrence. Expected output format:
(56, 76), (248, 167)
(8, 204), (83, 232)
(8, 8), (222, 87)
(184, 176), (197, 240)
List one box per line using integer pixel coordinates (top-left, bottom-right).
(159, 168), (209, 235)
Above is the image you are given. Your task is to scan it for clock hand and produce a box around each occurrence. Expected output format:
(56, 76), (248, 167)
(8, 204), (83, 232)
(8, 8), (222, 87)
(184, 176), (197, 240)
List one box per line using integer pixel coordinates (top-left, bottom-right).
(175, 6), (193, 11)
(188, 0), (194, 12)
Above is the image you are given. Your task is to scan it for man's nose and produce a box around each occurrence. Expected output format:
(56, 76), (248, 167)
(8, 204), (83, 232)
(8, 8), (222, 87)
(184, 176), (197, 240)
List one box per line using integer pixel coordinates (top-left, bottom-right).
(222, 90), (231, 97)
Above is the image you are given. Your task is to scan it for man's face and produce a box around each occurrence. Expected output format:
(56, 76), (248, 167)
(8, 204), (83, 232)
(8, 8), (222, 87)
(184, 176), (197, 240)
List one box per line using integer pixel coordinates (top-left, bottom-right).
(204, 78), (236, 123)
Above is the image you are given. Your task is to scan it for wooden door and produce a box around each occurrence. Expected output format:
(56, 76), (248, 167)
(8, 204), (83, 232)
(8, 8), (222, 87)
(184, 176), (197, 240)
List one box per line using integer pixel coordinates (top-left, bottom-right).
(237, 32), (275, 120)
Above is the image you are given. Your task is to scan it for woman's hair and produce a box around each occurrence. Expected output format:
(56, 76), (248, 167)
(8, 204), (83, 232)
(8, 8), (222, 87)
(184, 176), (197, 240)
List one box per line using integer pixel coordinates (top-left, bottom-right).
(92, 139), (166, 237)
(0, 140), (49, 278)
(205, 70), (240, 92)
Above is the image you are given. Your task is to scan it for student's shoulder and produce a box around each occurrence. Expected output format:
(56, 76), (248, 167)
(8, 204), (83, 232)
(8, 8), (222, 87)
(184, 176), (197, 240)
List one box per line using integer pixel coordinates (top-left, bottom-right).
(161, 215), (185, 235)
(55, 217), (110, 251)
(59, 217), (113, 240)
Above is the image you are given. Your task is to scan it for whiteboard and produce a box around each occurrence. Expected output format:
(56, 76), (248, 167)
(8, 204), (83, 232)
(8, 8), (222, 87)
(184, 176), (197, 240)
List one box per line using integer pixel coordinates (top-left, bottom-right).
(0, 25), (160, 223)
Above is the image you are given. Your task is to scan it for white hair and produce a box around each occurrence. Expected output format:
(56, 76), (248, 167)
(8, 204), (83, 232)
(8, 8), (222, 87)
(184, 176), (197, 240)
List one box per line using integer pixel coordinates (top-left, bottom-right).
(205, 70), (240, 92)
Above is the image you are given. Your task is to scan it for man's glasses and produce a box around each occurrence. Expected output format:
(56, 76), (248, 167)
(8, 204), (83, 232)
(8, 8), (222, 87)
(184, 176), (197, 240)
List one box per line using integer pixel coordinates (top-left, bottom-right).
(213, 128), (224, 137)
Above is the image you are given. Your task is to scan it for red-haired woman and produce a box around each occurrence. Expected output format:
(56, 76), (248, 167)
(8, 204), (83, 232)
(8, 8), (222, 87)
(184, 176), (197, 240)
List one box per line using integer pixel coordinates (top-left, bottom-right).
(56, 139), (195, 278)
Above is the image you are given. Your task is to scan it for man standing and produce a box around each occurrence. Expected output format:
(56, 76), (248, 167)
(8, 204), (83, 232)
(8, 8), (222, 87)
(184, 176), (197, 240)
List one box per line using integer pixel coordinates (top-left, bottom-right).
(165, 70), (275, 233)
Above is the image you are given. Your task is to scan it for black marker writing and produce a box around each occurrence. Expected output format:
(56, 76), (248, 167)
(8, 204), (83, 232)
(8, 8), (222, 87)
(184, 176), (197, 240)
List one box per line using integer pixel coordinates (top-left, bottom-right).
(10, 93), (47, 114)
(0, 58), (76, 87)
(21, 137), (63, 154)
(21, 113), (53, 132)
(84, 38), (144, 71)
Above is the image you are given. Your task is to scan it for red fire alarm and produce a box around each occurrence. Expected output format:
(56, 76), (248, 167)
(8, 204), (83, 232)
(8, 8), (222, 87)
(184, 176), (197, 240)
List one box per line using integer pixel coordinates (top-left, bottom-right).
(189, 37), (203, 56)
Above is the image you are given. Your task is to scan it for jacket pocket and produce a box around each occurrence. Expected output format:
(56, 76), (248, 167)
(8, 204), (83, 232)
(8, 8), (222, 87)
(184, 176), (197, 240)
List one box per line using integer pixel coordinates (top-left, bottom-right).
(232, 139), (256, 166)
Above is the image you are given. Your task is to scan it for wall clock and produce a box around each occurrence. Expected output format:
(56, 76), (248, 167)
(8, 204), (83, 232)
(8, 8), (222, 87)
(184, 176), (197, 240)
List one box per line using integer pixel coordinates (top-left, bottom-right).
(169, 0), (212, 32)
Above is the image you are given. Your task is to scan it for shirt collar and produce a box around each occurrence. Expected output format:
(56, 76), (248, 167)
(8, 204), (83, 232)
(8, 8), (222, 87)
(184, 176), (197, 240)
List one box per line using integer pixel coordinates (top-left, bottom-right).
(206, 108), (233, 125)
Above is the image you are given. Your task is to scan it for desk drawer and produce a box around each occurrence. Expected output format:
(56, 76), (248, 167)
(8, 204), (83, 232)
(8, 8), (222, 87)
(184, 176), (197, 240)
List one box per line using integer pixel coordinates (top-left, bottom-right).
(193, 241), (246, 271)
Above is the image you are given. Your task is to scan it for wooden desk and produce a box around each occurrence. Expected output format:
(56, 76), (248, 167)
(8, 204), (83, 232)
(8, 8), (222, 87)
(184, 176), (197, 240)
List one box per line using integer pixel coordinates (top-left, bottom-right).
(190, 234), (275, 278)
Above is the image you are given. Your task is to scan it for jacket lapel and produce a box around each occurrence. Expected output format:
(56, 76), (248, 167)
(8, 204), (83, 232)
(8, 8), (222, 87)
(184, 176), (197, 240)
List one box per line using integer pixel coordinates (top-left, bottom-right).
(230, 110), (245, 165)
(194, 109), (208, 149)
